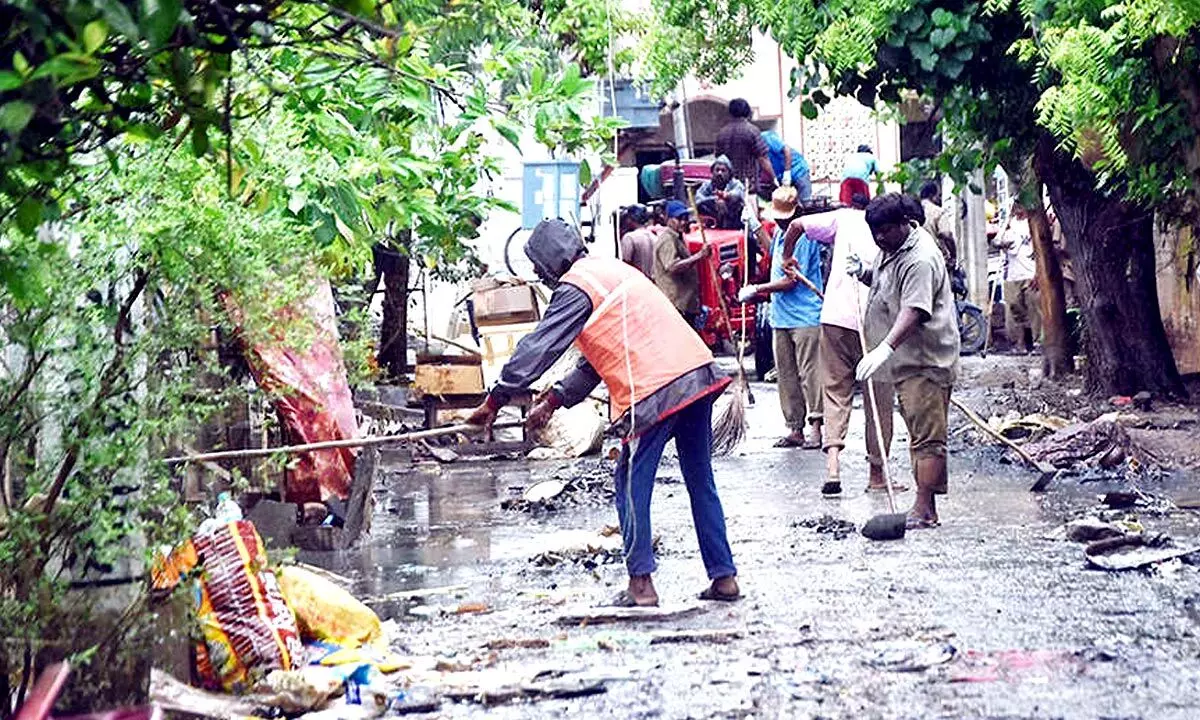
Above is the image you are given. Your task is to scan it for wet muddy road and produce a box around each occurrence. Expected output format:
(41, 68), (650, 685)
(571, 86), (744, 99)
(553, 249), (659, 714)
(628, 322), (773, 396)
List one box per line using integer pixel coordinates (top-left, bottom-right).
(305, 375), (1200, 719)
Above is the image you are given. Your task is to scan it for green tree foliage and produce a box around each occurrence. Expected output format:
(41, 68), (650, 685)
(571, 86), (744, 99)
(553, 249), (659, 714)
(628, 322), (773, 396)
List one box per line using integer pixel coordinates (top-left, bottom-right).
(1017, 0), (1200, 210)
(1, 0), (627, 701)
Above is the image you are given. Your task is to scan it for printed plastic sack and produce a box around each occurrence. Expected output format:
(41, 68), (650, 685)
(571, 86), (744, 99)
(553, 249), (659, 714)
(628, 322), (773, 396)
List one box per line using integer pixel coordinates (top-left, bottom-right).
(277, 565), (382, 648)
(152, 520), (303, 693)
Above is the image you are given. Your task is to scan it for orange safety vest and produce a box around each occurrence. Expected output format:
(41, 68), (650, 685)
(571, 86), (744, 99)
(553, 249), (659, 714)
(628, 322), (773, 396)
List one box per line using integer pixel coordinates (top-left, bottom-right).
(561, 256), (714, 423)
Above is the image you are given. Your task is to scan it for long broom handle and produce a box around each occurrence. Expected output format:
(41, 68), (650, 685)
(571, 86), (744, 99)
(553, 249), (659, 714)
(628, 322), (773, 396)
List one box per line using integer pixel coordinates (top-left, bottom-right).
(687, 190), (749, 380)
(852, 280), (897, 514)
(163, 421), (523, 465)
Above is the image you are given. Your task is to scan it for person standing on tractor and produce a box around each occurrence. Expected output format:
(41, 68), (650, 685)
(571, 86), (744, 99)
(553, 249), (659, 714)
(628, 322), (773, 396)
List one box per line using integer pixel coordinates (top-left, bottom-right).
(466, 219), (739, 606)
(853, 194), (960, 529)
(738, 187), (824, 451)
(716, 98), (776, 196)
(761, 130), (812, 201)
(840, 144), (878, 206)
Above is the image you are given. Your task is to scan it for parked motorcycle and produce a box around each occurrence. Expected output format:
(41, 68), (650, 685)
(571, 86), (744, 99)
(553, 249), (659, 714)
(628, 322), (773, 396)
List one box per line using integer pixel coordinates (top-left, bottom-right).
(952, 266), (988, 355)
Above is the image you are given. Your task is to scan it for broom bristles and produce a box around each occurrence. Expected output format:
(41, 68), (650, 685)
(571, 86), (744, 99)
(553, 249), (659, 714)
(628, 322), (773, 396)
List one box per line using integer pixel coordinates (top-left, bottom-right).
(711, 375), (748, 456)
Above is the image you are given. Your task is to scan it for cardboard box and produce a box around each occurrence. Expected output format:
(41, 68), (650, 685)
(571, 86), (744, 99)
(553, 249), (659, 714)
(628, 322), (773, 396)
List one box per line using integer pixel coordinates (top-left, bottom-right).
(473, 284), (540, 326)
(413, 363), (485, 397)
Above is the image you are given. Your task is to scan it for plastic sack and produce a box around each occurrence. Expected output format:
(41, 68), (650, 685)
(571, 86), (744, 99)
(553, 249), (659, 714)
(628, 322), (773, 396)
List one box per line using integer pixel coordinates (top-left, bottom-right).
(152, 520), (303, 693)
(277, 565), (382, 648)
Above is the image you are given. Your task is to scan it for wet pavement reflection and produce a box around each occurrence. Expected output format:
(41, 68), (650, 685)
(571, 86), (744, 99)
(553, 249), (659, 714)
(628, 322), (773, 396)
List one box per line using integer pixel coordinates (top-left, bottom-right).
(302, 381), (1200, 718)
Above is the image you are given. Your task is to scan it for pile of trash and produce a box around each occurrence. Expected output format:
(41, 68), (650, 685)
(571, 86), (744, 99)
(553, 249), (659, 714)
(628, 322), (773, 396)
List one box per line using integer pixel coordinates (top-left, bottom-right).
(1023, 415), (1163, 475)
(148, 499), (435, 717)
(977, 410), (1166, 477)
(1049, 500), (1199, 571)
(528, 527), (656, 569)
(793, 515), (856, 540)
(502, 457), (616, 513)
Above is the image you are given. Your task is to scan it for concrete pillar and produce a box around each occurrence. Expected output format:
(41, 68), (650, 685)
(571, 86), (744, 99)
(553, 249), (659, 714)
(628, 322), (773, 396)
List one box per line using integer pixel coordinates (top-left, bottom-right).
(959, 168), (989, 307)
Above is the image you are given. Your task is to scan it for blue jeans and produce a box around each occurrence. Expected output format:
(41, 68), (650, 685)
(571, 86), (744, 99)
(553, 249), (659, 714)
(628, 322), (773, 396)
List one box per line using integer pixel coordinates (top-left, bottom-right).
(795, 173), (813, 201)
(613, 395), (737, 580)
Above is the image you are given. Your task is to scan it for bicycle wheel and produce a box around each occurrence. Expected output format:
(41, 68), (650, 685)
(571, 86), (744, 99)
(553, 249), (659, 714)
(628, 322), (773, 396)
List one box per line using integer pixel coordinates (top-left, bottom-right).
(958, 303), (987, 355)
(504, 227), (537, 281)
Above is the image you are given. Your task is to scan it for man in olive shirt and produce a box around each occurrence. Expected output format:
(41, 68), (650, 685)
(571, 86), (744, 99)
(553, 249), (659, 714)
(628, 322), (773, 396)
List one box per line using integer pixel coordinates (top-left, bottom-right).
(653, 200), (711, 327)
(853, 194), (960, 529)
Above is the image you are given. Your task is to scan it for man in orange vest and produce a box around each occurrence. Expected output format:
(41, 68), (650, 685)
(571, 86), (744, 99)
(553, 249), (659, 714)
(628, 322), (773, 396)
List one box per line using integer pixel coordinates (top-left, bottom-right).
(467, 219), (739, 607)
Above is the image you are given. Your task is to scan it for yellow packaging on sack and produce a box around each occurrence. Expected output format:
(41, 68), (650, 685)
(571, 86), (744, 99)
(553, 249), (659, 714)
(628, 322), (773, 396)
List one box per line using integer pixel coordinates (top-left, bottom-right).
(278, 565), (382, 648)
(318, 647), (408, 673)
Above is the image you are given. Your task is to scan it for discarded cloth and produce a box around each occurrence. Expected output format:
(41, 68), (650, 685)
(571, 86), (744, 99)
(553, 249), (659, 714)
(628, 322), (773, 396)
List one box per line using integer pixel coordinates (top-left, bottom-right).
(229, 277), (357, 503)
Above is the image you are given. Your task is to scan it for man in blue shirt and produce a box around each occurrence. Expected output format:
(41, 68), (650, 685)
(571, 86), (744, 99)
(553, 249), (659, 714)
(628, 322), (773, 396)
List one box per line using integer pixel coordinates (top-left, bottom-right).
(739, 187), (824, 450)
(761, 131), (812, 201)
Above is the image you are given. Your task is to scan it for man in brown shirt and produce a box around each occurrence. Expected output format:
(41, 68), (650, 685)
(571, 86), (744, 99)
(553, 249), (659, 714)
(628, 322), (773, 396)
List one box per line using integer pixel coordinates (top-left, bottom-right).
(715, 98), (776, 196)
(653, 200), (710, 326)
(854, 194), (960, 530)
(619, 205), (656, 278)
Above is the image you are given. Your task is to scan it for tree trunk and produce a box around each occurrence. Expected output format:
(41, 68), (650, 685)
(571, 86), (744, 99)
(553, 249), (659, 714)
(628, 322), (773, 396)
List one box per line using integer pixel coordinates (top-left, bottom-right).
(1025, 191), (1074, 378)
(376, 236), (411, 381)
(1035, 146), (1185, 397)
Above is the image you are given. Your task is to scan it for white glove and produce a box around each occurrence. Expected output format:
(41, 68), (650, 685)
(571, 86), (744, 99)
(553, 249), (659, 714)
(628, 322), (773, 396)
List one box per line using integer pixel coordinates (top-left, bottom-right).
(855, 342), (894, 381)
(782, 170), (793, 187)
(737, 284), (759, 303)
(845, 253), (864, 278)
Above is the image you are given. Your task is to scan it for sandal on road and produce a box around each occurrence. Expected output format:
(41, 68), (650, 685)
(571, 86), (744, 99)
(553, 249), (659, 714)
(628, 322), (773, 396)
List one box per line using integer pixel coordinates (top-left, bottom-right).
(866, 483), (909, 494)
(607, 590), (658, 608)
(773, 435), (805, 448)
(698, 583), (741, 602)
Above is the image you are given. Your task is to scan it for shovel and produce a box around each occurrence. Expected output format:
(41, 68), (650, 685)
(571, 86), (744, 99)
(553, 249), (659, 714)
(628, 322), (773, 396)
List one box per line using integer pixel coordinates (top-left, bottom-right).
(949, 397), (1058, 491)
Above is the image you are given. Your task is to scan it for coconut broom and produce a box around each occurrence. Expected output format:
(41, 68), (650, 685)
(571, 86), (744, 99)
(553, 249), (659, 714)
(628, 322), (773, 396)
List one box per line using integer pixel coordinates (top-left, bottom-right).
(687, 189), (750, 456)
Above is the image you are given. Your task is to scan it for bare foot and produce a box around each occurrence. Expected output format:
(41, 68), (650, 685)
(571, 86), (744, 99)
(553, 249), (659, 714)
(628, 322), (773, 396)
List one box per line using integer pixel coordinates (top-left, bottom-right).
(825, 447), (841, 480)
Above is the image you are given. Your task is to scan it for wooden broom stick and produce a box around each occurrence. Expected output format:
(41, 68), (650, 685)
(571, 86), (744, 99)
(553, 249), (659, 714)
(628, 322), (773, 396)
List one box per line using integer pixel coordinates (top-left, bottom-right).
(163, 421), (522, 465)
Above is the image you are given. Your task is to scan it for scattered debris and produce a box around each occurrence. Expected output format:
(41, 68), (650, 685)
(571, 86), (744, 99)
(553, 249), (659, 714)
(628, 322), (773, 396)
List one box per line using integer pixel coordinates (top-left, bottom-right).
(866, 641), (957, 672)
(947, 649), (1102, 683)
(503, 458), (616, 512)
(1024, 418), (1164, 474)
(1085, 533), (1200, 571)
(420, 441), (460, 464)
(555, 601), (704, 626)
(1064, 517), (1127, 543)
(529, 528), (653, 570)
(363, 583), (470, 605)
(258, 667), (342, 712)
(988, 412), (1072, 442)
(793, 514), (856, 540)
(454, 601), (491, 615)
(523, 478), (567, 503)
(487, 638), (555, 650)
(150, 670), (263, 716)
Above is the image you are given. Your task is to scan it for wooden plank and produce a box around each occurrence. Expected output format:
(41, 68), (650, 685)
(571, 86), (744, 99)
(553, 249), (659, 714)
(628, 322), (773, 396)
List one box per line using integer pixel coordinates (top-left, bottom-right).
(413, 363), (485, 396)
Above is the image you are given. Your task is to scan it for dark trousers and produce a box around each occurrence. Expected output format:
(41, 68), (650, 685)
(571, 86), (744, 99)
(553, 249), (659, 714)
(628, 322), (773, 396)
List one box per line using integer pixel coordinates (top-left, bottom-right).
(614, 395), (737, 579)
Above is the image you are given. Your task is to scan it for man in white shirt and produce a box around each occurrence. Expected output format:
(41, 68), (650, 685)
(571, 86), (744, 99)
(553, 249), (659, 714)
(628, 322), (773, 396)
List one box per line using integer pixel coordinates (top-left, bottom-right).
(996, 205), (1040, 353)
